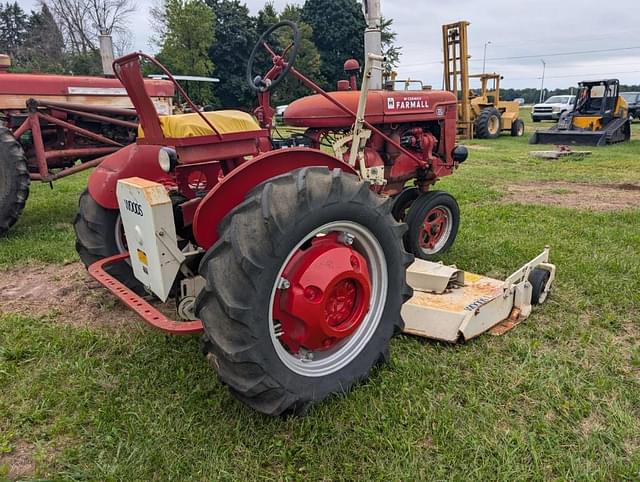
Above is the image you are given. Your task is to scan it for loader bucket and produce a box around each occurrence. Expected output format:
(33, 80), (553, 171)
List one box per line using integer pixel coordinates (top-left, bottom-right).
(529, 129), (608, 147)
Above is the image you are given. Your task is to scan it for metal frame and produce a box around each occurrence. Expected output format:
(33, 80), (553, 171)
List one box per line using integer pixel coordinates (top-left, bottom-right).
(11, 98), (138, 182)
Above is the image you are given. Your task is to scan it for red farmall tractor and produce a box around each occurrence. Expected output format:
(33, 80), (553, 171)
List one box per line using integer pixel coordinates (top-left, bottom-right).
(76, 22), (468, 415)
(0, 54), (173, 235)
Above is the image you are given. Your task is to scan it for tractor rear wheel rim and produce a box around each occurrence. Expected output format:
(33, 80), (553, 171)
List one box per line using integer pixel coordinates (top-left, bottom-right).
(489, 116), (500, 135)
(269, 221), (387, 377)
(419, 206), (453, 255)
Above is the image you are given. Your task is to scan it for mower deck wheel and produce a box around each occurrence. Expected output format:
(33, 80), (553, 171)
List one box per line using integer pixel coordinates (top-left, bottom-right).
(0, 127), (30, 236)
(529, 267), (551, 305)
(196, 167), (413, 416)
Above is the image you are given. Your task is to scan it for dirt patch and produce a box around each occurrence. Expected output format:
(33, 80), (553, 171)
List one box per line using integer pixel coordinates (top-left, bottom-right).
(503, 181), (640, 211)
(0, 262), (139, 329)
(0, 441), (35, 481)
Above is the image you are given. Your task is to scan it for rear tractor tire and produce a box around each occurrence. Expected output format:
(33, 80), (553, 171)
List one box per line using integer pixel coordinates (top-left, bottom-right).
(74, 189), (143, 292)
(195, 167), (413, 416)
(0, 127), (30, 236)
(404, 191), (460, 260)
(475, 107), (502, 139)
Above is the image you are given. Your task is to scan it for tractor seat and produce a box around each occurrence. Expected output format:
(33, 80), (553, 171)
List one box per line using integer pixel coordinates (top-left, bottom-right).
(138, 110), (262, 139)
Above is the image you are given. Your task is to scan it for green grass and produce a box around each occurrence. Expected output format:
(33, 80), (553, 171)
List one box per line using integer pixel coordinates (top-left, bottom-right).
(1, 113), (639, 480)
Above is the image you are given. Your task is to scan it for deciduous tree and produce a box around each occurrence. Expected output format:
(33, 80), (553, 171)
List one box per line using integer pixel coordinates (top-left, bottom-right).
(205, 0), (257, 108)
(157, 0), (215, 104)
(302, 0), (366, 90)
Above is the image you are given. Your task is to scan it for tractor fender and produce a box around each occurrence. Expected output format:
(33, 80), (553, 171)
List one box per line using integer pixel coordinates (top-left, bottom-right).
(87, 143), (173, 210)
(193, 148), (357, 249)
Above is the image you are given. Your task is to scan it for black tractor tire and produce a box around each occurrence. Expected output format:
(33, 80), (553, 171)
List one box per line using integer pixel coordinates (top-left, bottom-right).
(195, 167), (413, 416)
(475, 107), (502, 139)
(391, 186), (420, 222)
(405, 191), (460, 260)
(0, 128), (30, 236)
(74, 189), (143, 292)
(511, 119), (526, 137)
(529, 268), (551, 305)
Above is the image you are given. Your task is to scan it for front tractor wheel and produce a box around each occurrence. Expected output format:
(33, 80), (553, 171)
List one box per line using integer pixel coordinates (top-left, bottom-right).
(195, 168), (413, 416)
(405, 191), (460, 260)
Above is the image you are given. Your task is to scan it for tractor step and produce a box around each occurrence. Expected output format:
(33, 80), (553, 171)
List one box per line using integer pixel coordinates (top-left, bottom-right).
(88, 252), (204, 335)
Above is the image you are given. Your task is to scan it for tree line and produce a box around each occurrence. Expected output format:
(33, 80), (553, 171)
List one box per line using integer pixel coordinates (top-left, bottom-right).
(152, 0), (399, 108)
(0, 0), (398, 109)
(501, 86), (640, 104)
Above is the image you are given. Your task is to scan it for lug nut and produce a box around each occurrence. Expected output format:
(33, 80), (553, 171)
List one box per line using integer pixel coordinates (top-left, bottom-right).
(338, 232), (355, 246)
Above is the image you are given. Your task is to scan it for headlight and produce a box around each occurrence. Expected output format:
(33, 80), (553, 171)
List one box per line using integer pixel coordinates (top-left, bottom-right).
(158, 147), (177, 173)
(552, 107), (562, 113)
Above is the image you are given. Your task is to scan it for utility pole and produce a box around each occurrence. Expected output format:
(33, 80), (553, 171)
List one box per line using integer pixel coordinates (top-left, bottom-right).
(482, 41), (491, 74)
(362, 0), (383, 89)
(539, 59), (547, 103)
(98, 32), (115, 77)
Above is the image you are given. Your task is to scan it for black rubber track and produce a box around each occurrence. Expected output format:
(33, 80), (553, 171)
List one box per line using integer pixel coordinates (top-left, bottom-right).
(0, 127), (30, 236)
(74, 189), (143, 292)
(475, 107), (502, 139)
(195, 167), (414, 416)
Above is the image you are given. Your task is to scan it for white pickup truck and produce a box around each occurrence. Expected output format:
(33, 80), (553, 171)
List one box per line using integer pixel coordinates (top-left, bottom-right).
(531, 95), (576, 122)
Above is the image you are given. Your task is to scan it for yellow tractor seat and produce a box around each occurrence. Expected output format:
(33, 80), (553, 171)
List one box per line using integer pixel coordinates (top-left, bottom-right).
(138, 110), (262, 139)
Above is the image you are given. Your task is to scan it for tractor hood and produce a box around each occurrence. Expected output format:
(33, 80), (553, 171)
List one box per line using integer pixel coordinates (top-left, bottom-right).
(284, 90), (457, 128)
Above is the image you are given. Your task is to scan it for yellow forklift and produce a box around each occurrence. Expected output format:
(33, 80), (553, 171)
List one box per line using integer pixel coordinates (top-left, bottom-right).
(442, 21), (524, 140)
(530, 79), (631, 146)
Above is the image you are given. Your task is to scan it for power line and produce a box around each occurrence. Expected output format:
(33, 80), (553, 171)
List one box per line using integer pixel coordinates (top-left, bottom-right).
(505, 69), (640, 82)
(400, 45), (640, 69)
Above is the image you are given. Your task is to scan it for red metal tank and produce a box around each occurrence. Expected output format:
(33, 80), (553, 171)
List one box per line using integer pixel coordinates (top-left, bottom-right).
(284, 90), (458, 128)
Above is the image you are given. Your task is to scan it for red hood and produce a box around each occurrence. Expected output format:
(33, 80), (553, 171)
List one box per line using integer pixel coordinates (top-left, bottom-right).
(284, 89), (457, 128)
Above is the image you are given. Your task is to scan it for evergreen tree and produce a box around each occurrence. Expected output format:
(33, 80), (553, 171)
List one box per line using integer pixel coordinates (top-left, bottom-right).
(0, 2), (27, 57)
(17, 4), (65, 72)
(380, 16), (401, 73)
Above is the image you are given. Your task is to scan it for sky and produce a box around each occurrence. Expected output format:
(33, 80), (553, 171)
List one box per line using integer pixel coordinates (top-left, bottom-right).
(18, 0), (640, 90)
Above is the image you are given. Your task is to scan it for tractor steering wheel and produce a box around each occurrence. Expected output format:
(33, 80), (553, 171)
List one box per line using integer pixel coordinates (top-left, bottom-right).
(247, 21), (301, 93)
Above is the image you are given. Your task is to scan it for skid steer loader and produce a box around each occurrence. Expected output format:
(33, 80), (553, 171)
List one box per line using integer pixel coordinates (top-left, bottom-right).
(530, 79), (631, 146)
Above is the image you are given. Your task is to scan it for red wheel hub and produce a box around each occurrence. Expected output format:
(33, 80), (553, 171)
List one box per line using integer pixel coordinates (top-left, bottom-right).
(419, 207), (449, 250)
(273, 233), (372, 354)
